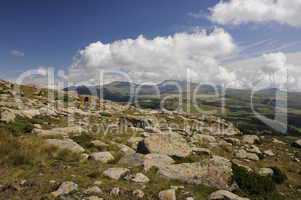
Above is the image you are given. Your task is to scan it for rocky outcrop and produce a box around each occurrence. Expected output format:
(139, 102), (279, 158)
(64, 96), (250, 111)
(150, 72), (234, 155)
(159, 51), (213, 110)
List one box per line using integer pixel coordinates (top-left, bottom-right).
(143, 154), (175, 171)
(143, 132), (192, 158)
(159, 156), (233, 189)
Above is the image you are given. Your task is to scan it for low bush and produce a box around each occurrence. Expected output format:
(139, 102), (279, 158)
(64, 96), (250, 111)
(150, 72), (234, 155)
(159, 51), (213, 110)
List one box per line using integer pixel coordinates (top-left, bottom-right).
(0, 117), (34, 136)
(232, 164), (276, 196)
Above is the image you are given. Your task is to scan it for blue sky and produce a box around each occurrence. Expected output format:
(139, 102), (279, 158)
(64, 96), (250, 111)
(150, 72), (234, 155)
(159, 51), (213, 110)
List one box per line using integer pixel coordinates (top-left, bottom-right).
(1, 0), (301, 88)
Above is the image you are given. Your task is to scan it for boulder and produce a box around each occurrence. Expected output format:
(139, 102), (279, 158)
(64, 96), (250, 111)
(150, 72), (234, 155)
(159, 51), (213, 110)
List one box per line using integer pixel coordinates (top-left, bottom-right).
(235, 149), (259, 161)
(91, 140), (109, 148)
(159, 156), (233, 189)
(0, 109), (16, 123)
(258, 168), (274, 177)
(130, 173), (150, 183)
(90, 152), (114, 163)
(143, 133), (192, 158)
(133, 189), (145, 199)
(143, 154), (175, 172)
(264, 150), (275, 157)
(51, 181), (78, 197)
(242, 135), (260, 145)
(118, 153), (144, 167)
(84, 186), (103, 195)
(103, 168), (130, 180)
(193, 134), (216, 144)
(46, 139), (85, 153)
(209, 190), (249, 200)
(35, 126), (84, 138)
(159, 189), (176, 200)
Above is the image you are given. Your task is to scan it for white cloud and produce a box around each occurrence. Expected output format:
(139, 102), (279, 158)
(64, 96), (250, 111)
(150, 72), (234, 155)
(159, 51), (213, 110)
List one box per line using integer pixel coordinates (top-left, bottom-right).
(68, 28), (237, 85)
(10, 49), (25, 57)
(226, 52), (301, 91)
(209, 0), (301, 27)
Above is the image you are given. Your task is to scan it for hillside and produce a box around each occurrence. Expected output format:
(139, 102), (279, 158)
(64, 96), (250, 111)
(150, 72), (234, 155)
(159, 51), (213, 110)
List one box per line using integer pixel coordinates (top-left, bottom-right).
(1, 80), (301, 199)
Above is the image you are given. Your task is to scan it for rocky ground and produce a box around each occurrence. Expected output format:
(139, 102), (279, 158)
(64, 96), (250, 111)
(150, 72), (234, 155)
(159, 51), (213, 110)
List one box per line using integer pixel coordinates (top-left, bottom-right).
(0, 80), (301, 200)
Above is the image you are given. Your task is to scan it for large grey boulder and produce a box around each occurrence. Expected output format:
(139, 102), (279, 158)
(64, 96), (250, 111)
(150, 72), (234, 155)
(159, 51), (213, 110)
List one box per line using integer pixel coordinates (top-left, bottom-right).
(143, 133), (192, 158)
(46, 139), (85, 153)
(209, 190), (249, 200)
(90, 152), (114, 163)
(144, 154), (175, 171)
(159, 156), (233, 189)
(235, 149), (259, 161)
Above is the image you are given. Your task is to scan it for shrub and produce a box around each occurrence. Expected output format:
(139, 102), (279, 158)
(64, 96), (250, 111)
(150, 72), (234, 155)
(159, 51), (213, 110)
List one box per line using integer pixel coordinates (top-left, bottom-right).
(232, 164), (276, 195)
(0, 117), (34, 136)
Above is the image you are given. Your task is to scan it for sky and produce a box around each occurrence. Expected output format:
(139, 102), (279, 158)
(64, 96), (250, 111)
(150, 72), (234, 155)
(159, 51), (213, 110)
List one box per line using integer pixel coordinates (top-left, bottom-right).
(1, 0), (301, 90)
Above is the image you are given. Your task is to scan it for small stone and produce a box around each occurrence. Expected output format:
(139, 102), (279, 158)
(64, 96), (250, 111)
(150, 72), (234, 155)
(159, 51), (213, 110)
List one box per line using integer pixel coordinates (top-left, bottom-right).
(133, 189), (145, 198)
(131, 173), (150, 183)
(51, 181), (78, 197)
(186, 197), (194, 200)
(84, 186), (103, 195)
(264, 150), (275, 157)
(159, 189), (176, 200)
(88, 196), (103, 200)
(103, 168), (130, 180)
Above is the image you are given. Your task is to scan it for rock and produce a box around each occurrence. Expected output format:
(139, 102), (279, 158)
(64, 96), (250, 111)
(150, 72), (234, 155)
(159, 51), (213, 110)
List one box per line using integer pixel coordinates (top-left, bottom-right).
(118, 153), (144, 167)
(143, 154), (175, 172)
(88, 196), (103, 200)
(90, 152), (114, 163)
(133, 189), (145, 198)
(131, 173), (150, 183)
(293, 139), (301, 148)
(51, 181), (78, 197)
(193, 134), (216, 144)
(143, 133), (192, 158)
(103, 168), (130, 180)
(258, 168), (274, 177)
(94, 181), (102, 186)
(128, 137), (144, 150)
(0, 109), (16, 123)
(264, 150), (275, 157)
(247, 145), (262, 155)
(232, 160), (253, 172)
(84, 186), (103, 195)
(242, 135), (260, 145)
(224, 138), (240, 145)
(118, 144), (136, 155)
(209, 190), (250, 200)
(46, 139), (85, 153)
(272, 138), (286, 145)
(21, 109), (40, 119)
(91, 140), (109, 148)
(35, 126), (84, 138)
(235, 149), (259, 161)
(186, 198), (194, 200)
(159, 189), (176, 200)
(159, 156), (233, 189)
(192, 147), (212, 156)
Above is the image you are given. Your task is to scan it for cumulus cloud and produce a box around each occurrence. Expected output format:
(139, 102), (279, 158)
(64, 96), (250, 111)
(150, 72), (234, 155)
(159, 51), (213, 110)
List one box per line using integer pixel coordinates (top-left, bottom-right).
(10, 49), (25, 57)
(209, 0), (301, 27)
(68, 28), (236, 85)
(227, 52), (301, 91)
